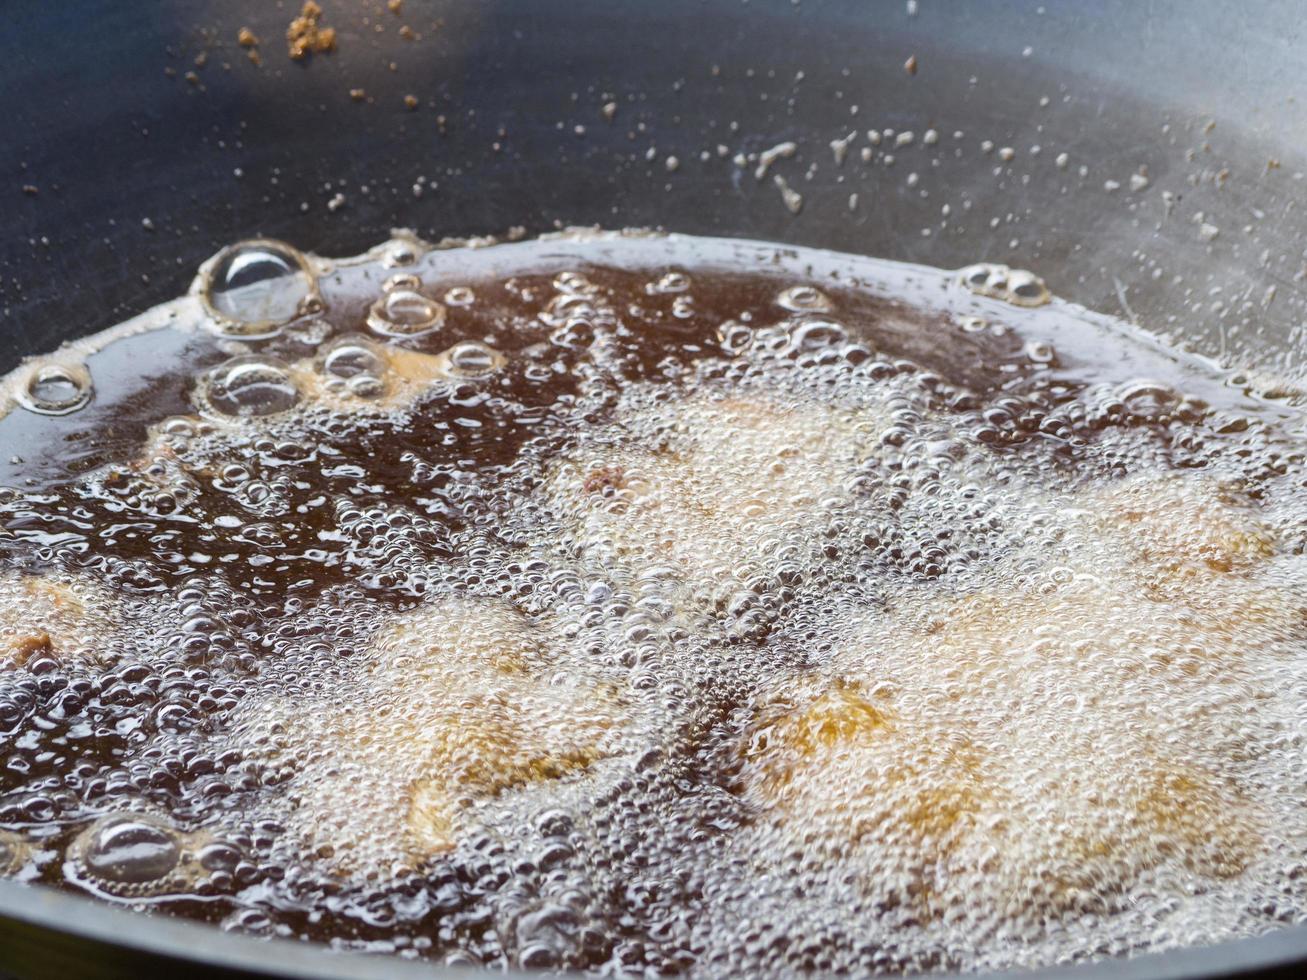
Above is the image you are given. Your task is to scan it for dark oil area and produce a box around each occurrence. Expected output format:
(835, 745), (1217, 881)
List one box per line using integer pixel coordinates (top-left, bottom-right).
(0, 233), (1304, 976)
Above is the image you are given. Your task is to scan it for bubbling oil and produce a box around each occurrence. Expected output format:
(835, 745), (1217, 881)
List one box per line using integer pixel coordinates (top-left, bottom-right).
(0, 230), (1305, 976)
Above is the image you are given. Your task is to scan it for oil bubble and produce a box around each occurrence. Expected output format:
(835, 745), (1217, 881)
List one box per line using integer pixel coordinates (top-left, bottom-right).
(959, 263), (1050, 307)
(321, 335), (386, 381)
(648, 271), (691, 294)
(1024, 340), (1056, 364)
(788, 317), (849, 352)
(79, 814), (181, 885)
(367, 288), (446, 338)
(444, 287), (476, 307)
(776, 285), (834, 313)
(439, 341), (506, 379)
(718, 321), (754, 353)
(200, 355), (301, 418)
(18, 362), (93, 415)
(200, 240), (318, 337)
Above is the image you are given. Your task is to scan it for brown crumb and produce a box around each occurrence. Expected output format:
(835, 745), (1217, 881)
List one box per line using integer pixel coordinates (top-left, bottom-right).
(9, 632), (52, 668)
(403, 94), (418, 110)
(387, 0), (403, 13)
(350, 88), (367, 101)
(194, 51), (208, 68)
(164, 66), (177, 77)
(583, 466), (627, 495)
(184, 70), (201, 86)
(21, 184), (38, 196)
(287, 1), (337, 60)
(398, 24), (416, 40)
(247, 48), (262, 66)
(1267, 158), (1281, 172)
(237, 27), (259, 47)
(904, 54), (918, 76)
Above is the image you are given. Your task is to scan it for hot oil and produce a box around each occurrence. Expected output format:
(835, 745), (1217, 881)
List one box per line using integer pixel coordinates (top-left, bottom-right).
(0, 231), (1304, 975)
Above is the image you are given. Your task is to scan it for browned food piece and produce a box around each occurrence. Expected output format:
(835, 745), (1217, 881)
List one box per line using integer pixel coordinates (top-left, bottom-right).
(286, 1), (336, 60)
(235, 597), (629, 873)
(1098, 476), (1275, 583)
(736, 666), (1265, 924)
(543, 391), (885, 592)
(1, 573), (115, 668)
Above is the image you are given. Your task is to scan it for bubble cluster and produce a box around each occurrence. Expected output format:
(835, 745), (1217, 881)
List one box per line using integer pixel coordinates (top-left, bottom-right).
(0, 231), (1305, 976)
(367, 276), (447, 338)
(959, 262), (1051, 307)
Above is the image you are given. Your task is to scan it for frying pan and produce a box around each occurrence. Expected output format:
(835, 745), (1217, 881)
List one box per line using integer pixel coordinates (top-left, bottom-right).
(2, 0), (1306, 976)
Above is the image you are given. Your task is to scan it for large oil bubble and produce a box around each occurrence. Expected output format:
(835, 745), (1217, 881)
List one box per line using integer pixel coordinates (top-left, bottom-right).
(198, 355), (301, 418)
(200, 240), (318, 337)
(80, 814), (181, 885)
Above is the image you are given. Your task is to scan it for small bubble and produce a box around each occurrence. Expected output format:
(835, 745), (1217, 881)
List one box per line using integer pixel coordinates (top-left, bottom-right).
(367, 288), (446, 338)
(776, 285), (834, 313)
(440, 341), (506, 379)
(19, 362), (93, 415)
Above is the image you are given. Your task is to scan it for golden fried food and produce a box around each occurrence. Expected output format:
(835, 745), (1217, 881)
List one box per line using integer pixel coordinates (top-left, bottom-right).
(234, 596), (627, 874)
(0, 571), (116, 668)
(542, 391), (883, 603)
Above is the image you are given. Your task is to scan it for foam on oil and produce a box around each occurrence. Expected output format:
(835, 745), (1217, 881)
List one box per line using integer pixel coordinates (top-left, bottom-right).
(0, 230), (1304, 975)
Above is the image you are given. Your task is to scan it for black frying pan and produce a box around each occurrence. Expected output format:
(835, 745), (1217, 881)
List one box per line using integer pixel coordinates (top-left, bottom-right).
(3, 1), (1307, 976)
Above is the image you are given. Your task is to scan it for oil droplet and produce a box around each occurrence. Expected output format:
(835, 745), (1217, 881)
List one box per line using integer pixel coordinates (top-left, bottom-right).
(444, 286), (476, 307)
(201, 240), (316, 337)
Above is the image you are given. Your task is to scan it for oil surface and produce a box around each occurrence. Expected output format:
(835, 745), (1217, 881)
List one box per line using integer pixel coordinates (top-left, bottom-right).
(1, 231), (1305, 976)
